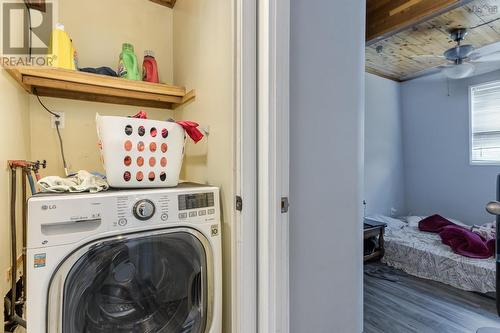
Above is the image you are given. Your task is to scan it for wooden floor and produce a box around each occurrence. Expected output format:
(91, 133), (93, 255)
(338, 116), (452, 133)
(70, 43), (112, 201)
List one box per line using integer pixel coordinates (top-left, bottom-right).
(364, 263), (500, 333)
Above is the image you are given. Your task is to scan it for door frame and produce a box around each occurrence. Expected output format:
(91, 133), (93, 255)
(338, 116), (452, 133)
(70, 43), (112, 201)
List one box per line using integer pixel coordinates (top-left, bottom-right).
(232, 0), (258, 332)
(233, 0), (290, 331)
(257, 0), (290, 332)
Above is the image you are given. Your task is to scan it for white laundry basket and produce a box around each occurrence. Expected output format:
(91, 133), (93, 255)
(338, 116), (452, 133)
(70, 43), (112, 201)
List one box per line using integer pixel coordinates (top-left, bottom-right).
(96, 114), (186, 188)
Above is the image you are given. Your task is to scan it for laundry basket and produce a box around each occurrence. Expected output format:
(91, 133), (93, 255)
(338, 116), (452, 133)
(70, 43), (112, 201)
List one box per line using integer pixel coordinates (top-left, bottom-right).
(96, 114), (186, 188)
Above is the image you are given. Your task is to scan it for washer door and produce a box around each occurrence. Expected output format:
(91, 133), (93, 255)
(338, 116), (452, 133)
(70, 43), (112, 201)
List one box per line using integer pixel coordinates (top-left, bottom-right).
(48, 229), (212, 333)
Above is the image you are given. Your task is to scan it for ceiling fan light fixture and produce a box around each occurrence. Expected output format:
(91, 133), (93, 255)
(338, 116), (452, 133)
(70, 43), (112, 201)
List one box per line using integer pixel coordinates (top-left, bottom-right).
(443, 62), (475, 79)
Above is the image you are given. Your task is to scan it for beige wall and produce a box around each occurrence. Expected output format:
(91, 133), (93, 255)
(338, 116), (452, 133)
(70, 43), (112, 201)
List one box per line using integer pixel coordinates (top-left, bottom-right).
(0, 70), (30, 327)
(173, 1), (235, 332)
(31, 0), (175, 176)
(1, 0), (234, 331)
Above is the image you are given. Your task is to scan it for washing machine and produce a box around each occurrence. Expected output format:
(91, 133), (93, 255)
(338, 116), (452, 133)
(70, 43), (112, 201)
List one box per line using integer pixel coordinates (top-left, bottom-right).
(26, 183), (222, 333)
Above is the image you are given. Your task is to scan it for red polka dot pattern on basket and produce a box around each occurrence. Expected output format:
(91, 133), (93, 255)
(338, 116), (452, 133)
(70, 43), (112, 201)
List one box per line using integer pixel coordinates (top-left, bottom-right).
(124, 140), (132, 151)
(123, 171), (131, 182)
(150, 142), (157, 152)
(160, 172), (166, 181)
(97, 115), (183, 187)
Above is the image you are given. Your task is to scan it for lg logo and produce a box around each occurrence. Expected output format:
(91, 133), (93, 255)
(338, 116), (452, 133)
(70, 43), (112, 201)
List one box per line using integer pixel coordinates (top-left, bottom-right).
(41, 204), (56, 210)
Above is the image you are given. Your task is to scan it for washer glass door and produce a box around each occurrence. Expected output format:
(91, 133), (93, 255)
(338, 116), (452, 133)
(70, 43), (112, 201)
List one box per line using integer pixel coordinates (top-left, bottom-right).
(53, 230), (209, 333)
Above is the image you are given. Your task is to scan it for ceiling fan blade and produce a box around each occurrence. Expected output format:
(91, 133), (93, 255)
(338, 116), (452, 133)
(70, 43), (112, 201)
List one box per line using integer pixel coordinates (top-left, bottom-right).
(414, 54), (445, 59)
(401, 65), (446, 81)
(471, 52), (500, 63)
(468, 60), (500, 77)
(469, 40), (500, 62)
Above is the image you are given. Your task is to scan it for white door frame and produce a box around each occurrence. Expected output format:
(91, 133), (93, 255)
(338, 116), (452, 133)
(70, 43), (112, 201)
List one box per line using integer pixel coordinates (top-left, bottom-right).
(232, 0), (258, 332)
(233, 0), (290, 331)
(258, 0), (290, 332)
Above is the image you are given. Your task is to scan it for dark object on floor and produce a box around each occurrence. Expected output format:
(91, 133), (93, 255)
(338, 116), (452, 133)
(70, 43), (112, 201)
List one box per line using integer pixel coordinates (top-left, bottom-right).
(364, 262), (500, 333)
(364, 237), (377, 256)
(363, 221), (386, 262)
(420, 214), (494, 259)
(79, 67), (118, 77)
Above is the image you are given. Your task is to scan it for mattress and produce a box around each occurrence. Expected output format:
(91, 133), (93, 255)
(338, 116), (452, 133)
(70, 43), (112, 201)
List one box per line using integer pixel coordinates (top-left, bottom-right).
(366, 215), (496, 293)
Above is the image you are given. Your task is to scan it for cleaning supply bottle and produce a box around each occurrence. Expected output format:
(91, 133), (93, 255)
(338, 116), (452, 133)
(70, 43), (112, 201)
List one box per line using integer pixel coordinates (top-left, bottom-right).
(48, 23), (77, 70)
(118, 43), (140, 81)
(142, 50), (159, 83)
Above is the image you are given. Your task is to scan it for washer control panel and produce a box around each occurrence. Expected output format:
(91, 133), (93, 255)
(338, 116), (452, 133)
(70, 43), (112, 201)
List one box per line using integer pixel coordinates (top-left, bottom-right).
(112, 187), (219, 228)
(133, 199), (156, 221)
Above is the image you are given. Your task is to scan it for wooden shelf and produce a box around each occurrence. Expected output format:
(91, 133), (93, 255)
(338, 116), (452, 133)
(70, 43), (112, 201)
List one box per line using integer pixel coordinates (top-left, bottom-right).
(149, 0), (177, 9)
(4, 66), (195, 110)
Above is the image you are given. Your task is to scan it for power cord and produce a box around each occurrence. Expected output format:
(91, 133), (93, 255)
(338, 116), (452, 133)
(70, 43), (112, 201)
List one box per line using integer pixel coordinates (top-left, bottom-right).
(34, 88), (69, 176)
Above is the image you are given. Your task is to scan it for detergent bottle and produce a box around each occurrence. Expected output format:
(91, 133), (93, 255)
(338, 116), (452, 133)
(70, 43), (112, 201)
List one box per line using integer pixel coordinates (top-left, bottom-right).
(48, 23), (77, 70)
(118, 43), (141, 81)
(142, 50), (159, 83)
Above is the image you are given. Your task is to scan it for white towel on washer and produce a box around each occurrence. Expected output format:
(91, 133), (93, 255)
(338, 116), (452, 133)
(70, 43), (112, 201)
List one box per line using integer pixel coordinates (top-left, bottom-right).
(38, 170), (109, 193)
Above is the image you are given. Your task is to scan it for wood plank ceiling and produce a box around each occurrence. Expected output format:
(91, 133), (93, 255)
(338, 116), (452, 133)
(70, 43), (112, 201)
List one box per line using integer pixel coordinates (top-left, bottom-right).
(366, 0), (500, 81)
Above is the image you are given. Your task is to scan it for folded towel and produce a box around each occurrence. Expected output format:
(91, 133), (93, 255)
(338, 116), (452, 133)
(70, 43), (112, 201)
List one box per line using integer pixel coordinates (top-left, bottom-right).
(38, 170), (109, 193)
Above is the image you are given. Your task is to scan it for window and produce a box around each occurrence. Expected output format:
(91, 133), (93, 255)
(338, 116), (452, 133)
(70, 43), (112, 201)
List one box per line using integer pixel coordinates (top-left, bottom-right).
(470, 81), (500, 164)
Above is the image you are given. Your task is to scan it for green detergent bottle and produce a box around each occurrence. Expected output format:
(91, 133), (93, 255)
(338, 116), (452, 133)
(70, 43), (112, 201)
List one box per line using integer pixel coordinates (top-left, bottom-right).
(118, 43), (140, 80)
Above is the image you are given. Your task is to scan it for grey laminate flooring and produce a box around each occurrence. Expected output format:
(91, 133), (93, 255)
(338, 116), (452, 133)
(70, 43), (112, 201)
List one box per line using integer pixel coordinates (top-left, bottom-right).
(364, 263), (500, 333)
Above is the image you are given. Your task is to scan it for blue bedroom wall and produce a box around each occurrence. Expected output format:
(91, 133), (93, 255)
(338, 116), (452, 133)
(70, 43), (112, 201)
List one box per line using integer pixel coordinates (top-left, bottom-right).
(364, 73), (406, 217)
(401, 70), (500, 225)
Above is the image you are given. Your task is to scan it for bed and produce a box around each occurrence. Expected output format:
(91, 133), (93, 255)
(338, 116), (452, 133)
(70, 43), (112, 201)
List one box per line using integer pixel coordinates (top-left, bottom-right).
(366, 215), (496, 293)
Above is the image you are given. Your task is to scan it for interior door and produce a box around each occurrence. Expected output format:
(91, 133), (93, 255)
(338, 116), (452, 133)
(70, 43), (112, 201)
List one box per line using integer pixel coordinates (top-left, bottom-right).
(48, 229), (212, 333)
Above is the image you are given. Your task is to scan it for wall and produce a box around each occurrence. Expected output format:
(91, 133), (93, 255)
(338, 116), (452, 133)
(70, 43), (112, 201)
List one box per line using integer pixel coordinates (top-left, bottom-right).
(2, 1), (234, 332)
(172, 1), (234, 332)
(364, 73), (405, 217)
(401, 70), (500, 224)
(0, 0), (31, 327)
(0, 67), (30, 329)
(30, 0), (175, 177)
(290, 0), (365, 332)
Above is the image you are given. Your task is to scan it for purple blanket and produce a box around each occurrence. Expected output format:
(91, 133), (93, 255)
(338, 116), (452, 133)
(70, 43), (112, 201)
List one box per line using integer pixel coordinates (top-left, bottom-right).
(419, 214), (495, 259)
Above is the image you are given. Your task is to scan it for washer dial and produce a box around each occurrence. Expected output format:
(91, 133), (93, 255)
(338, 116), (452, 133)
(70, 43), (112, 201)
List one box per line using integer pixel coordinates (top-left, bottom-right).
(133, 199), (156, 221)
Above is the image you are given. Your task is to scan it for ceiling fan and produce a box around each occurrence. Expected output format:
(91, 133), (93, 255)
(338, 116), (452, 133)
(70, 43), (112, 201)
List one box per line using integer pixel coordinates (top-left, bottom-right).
(414, 28), (500, 80)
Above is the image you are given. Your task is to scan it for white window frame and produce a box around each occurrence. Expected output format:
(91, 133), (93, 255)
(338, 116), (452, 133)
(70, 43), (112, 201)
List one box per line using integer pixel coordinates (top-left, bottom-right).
(469, 80), (500, 166)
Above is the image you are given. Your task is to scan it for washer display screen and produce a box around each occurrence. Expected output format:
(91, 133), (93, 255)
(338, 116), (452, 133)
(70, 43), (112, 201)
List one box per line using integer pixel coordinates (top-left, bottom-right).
(178, 193), (215, 211)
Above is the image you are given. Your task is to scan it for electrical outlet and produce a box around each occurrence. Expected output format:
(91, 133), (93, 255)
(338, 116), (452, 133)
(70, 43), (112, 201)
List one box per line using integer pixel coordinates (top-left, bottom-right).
(51, 112), (65, 129)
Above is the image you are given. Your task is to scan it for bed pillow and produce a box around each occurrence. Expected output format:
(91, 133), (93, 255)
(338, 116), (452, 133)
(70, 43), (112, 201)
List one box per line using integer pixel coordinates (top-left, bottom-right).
(405, 216), (425, 228)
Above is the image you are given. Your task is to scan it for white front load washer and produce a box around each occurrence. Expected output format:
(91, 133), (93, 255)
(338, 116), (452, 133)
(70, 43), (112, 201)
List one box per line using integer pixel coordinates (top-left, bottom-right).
(26, 183), (222, 333)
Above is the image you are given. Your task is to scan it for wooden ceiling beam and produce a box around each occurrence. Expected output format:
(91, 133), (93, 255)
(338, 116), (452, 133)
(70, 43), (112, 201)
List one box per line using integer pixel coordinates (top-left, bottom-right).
(366, 0), (473, 45)
(149, 0), (177, 9)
